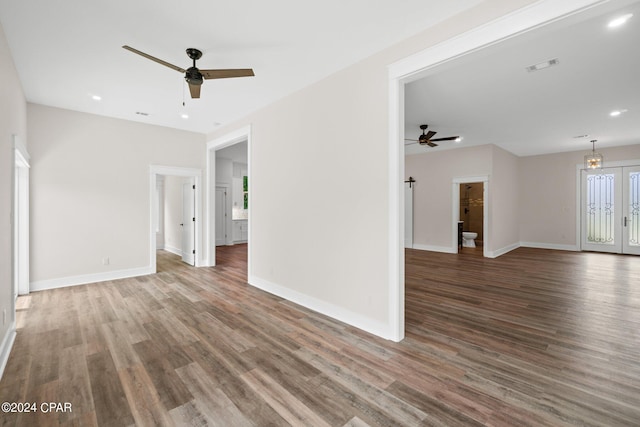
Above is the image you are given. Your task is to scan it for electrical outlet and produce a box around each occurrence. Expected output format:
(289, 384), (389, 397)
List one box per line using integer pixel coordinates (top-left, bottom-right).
(102, 257), (110, 265)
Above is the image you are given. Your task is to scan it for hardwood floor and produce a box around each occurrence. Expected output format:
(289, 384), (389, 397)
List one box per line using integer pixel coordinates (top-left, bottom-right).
(1, 246), (639, 426)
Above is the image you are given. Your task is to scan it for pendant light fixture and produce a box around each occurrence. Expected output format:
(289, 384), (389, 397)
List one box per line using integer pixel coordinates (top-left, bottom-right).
(584, 139), (603, 170)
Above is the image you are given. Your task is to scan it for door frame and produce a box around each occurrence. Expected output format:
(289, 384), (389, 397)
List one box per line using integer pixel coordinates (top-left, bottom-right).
(149, 165), (202, 272)
(576, 159), (640, 252)
(206, 125), (251, 268)
(14, 135), (30, 297)
(452, 177), (489, 257)
(388, 0), (607, 342)
(622, 165), (640, 255)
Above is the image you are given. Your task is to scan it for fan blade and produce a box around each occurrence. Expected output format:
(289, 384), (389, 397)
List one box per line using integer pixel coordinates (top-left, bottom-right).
(429, 136), (459, 142)
(200, 69), (255, 79)
(188, 83), (201, 99)
(122, 45), (185, 73)
(426, 141), (438, 147)
(404, 138), (419, 142)
(425, 130), (437, 140)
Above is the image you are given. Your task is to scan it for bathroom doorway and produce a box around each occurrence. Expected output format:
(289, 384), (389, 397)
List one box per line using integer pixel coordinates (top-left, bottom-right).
(452, 177), (488, 256)
(459, 182), (484, 250)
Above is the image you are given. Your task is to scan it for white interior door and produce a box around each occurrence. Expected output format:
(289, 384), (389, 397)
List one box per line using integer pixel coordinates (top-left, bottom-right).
(581, 166), (640, 255)
(404, 181), (413, 248)
(215, 187), (227, 246)
(181, 180), (195, 265)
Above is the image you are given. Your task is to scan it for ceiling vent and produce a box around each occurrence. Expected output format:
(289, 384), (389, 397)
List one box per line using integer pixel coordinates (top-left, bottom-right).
(525, 58), (559, 72)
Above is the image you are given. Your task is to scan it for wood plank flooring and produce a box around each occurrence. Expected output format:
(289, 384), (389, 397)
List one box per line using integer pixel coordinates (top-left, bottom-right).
(1, 245), (639, 426)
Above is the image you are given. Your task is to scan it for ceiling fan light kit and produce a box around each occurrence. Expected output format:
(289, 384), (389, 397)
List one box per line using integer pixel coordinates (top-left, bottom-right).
(122, 45), (255, 99)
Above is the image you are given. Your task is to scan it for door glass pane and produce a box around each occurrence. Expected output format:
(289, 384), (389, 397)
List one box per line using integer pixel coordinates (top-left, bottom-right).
(586, 173), (615, 245)
(630, 172), (640, 247)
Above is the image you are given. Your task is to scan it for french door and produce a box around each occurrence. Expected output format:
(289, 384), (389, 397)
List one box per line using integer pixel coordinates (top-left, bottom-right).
(581, 166), (640, 254)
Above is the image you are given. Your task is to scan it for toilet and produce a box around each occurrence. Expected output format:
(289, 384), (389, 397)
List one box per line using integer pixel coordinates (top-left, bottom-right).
(462, 232), (478, 248)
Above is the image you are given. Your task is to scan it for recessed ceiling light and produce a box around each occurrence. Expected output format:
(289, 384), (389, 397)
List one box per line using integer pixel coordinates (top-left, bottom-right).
(610, 109), (628, 117)
(91, 95), (102, 101)
(525, 58), (559, 72)
(455, 137), (462, 143)
(181, 114), (189, 119)
(608, 13), (633, 28)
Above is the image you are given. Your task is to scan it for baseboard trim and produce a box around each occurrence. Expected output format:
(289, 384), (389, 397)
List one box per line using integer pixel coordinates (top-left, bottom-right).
(411, 243), (458, 254)
(0, 322), (16, 381)
(520, 242), (579, 251)
(486, 242), (520, 258)
(30, 266), (154, 292)
(248, 275), (394, 340)
(163, 245), (182, 256)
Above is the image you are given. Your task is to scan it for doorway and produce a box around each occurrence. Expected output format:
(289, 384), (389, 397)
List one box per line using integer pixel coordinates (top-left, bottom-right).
(389, 0), (600, 341)
(155, 175), (196, 265)
(581, 165), (640, 255)
(452, 177), (488, 256)
(206, 126), (251, 273)
(459, 182), (484, 249)
(14, 137), (30, 297)
(149, 166), (202, 273)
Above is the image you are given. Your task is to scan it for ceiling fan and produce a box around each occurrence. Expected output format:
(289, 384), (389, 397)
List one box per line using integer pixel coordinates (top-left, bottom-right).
(122, 45), (255, 99)
(405, 124), (460, 147)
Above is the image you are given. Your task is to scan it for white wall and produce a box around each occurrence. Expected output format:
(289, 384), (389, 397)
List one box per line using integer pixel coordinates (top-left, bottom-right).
(489, 145), (520, 255)
(206, 0), (540, 338)
(0, 21), (27, 377)
(404, 144), (521, 256)
(28, 104), (206, 289)
(215, 157), (233, 184)
(406, 145), (493, 251)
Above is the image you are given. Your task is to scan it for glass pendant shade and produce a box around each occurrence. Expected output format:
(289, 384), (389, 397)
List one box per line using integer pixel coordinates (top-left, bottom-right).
(585, 140), (603, 170)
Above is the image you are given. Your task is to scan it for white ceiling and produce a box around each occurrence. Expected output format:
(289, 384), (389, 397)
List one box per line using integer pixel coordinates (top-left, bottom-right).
(0, 0), (484, 134)
(405, 0), (640, 157)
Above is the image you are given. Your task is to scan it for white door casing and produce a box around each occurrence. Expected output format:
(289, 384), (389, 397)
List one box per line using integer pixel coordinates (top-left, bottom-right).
(388, 0), (605, 342)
